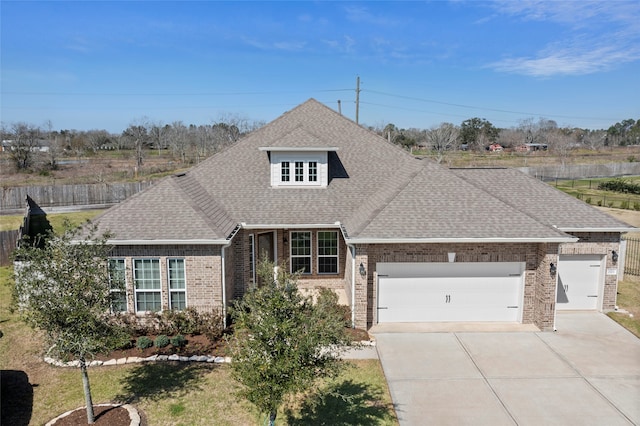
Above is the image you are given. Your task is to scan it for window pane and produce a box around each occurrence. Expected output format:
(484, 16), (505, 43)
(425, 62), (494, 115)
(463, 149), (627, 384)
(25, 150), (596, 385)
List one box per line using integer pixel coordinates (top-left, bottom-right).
(318, 257), (338, 274)
(309, 161), (317, 182)
(292, 257), (311, 274)
(136, 292), (161, 312)
(168, 259), (185, 289)
(134, 259), (161, 290)
(290, 231), (311, 274)
(281, 161), (290, 182)
(111, 292), (127, 312)
(170, 292), (186, 310)
(318, 231), (337, 256)
(295, 161), (304, 182)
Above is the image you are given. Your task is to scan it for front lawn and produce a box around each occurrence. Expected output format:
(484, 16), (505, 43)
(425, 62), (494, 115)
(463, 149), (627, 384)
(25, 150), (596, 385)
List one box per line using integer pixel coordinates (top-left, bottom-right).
(608, 275), (640, 338)
(0, 266), (398, 425)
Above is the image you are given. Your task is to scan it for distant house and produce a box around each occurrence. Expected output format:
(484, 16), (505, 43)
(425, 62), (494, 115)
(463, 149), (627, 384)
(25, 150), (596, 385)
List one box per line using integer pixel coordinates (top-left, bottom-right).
(516, 143), (548, 152)
(88, 99), (633, 331)
(1, 139), (51, 153)
(487, 143), (503, 152)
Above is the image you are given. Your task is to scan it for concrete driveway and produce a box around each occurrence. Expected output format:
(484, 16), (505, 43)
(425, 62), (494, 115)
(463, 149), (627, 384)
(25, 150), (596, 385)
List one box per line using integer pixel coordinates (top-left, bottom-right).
(373, 312), (640, 425)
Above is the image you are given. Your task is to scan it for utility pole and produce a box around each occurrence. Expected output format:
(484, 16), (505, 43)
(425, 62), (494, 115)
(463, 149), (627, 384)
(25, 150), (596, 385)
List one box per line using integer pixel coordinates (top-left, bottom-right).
(355, 76), (360, 124)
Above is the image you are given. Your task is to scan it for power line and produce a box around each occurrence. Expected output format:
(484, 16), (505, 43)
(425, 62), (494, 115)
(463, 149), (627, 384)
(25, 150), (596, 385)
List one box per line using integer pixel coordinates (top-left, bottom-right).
(363, 89), (620, 122)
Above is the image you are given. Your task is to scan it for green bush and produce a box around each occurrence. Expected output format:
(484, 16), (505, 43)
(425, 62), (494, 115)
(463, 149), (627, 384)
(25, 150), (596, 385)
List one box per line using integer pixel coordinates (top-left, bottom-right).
(154, 335), (170, 348)
(585, 197), (592, 204)
(136, 336), (153, 349)
(634, 202), (640, 211)
(598, 178), (640, 195)
(621, 200), (630, 210)
(607, 201), (614, 208)
(170, 334), (186, 348)
(597, 200), (603, 206)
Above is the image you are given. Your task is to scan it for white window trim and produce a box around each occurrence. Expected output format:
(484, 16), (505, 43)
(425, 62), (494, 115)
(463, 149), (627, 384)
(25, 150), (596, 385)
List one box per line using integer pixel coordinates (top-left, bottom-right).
(317, 230), (339, 275)
(168, 258), (187, 310)
(290, 230), (312, 275)
(270, 151), (328, 188)
(133, 258), (162, 313)
(108, 258), (127, 313)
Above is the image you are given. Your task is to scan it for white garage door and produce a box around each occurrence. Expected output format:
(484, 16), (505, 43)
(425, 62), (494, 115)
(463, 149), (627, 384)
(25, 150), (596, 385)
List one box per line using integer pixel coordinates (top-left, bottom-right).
(377, 262), (524, 323)
(556, 255), (603, 311)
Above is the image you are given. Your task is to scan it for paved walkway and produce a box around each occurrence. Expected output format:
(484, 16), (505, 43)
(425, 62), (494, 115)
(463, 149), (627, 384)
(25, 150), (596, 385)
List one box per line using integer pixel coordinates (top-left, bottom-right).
(373, 312), (640, 425)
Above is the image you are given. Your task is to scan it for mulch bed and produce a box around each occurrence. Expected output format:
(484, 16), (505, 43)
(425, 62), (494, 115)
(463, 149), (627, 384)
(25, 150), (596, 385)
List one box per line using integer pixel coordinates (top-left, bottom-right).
(93, 334), (226, 361)
(48, 405), (134, 426)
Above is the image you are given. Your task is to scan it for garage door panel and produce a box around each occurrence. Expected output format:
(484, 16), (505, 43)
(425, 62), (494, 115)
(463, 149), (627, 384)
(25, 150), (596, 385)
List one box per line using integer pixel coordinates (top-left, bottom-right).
(556, 255), (602, 311)
(378, 264), (523, 323)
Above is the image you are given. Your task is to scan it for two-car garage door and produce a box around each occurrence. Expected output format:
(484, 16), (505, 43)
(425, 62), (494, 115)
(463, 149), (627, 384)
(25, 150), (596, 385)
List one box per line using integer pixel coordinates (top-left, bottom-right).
(377, 262), (525, 323)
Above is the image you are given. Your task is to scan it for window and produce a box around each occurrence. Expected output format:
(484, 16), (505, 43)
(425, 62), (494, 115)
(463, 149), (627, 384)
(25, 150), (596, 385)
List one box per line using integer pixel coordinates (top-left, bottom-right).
(134, 259), (161, 312)
(168, 259), (186, 310)
(309, 161), (317, 182)
(295, 161), (304, 182)
(108, 259), (127, 312)
(317, 231), (339, 274)
(290, 231), (311, 274)
(281, 162), (290, 182)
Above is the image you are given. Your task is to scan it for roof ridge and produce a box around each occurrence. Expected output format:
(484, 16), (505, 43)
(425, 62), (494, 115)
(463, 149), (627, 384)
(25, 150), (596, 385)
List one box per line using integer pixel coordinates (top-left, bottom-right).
(171, 173), (237, 238)
(347, 160), (427, 237)
(452, 168), (577, 236)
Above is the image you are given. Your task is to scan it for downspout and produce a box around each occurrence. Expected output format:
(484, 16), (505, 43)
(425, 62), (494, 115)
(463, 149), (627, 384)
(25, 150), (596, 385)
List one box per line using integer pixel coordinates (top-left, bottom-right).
(347, 243), (356, 328)
(221, 241), (231, 329)
(552, 245), (560, 332)
(221, 224), (241, 329)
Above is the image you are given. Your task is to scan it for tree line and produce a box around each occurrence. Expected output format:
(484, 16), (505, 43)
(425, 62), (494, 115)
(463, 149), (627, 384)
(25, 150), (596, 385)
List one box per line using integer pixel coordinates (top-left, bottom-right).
(2, 114), (639, 171)
(1, 114), (265, 172)
(372, 117), (640, 163)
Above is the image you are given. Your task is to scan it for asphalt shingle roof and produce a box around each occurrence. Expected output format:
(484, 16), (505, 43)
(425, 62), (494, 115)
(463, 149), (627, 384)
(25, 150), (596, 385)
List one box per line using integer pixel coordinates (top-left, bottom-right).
(92, 99), (626, 244)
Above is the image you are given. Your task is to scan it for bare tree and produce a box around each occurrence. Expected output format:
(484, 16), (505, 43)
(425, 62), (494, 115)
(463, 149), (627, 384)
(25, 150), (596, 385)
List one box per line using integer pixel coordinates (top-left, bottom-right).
(8, 122), (42, 170)
(426, 123), (459, 163)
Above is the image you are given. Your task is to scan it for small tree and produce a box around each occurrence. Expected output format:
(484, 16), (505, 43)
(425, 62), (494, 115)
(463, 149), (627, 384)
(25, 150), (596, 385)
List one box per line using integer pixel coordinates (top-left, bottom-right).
(228, 260), (352, 425)
(13, 221), (127, 424)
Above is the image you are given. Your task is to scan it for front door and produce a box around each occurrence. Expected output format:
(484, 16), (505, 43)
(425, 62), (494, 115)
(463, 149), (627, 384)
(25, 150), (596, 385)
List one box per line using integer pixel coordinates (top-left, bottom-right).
(257, 232), (275, 285)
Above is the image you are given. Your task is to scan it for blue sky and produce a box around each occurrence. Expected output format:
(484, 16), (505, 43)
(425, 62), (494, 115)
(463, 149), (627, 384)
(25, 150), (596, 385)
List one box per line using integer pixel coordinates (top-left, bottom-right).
(2, 1), (639, 133)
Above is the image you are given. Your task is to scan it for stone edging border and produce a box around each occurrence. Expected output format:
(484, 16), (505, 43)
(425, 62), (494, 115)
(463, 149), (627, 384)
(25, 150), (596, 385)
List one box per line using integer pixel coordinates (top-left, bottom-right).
(45, 403), (140, 426)
(44, 340), (376, 368)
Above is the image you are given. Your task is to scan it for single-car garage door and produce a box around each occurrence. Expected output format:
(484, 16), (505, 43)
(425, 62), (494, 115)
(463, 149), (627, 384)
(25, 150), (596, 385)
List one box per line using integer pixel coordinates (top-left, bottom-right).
(556, 254), (604, 311)
(377, 262), (525, 323)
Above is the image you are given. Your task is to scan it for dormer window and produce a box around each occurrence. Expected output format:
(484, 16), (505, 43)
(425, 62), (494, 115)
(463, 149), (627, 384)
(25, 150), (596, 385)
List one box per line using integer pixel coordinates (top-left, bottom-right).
(261, 147), (338, 188)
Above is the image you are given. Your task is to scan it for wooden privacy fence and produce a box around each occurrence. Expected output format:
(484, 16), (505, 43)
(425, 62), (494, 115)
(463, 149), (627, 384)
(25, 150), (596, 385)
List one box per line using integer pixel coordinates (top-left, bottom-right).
(623, 236), (640, 276)
(0, 229), (20, 266)
(0, 181), (155, 212)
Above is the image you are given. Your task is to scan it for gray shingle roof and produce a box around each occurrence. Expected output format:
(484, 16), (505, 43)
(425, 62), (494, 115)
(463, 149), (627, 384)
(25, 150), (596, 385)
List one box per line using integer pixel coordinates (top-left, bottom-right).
(92, 99), (623, 244)
(451, 168), (634, 232)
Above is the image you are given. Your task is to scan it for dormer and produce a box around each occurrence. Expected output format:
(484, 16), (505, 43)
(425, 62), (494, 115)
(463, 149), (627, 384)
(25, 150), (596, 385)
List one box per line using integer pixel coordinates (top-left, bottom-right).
(259, 146), (338, 188)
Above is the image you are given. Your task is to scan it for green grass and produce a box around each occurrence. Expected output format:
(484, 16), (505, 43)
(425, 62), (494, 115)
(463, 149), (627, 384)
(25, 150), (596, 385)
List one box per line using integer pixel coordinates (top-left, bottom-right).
(0, 264), (398, 425)
(608, 275), (640, 338)
(0, 210), (104, 232)
(553, 177), (640, 209)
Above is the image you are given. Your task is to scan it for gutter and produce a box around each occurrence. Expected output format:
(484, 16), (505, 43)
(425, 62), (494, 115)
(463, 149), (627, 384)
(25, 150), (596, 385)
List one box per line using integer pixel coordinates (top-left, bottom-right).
(558, 227), (636, 233)
(106, 239), (229, 245)
(239, 222), (341, 230)
(345, 236), (578, 244)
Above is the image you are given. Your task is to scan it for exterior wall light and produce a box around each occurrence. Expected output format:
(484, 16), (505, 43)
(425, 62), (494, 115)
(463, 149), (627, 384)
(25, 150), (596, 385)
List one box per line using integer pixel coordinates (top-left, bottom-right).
(612, 250), (618, 263)
(359, 262), (366, 277)
(550, 263), (557, 277)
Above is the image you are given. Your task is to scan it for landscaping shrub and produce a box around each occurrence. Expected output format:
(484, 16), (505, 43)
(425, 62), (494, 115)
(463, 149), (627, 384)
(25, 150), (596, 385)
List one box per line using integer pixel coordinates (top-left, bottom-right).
(157, 308), (203, 335)
(154, 335), (170, 348)
(634, 202), (640, 211)
(136, 336), (153, 350)
(608, 201), (615, 208)
(621, 200), (630, 210)
(598, 178), (640, 195)
(597, 200), (603, 206)
(585, 197), (592, 204)
(201, 310), (225, 341)
(170, 334), (186, 348)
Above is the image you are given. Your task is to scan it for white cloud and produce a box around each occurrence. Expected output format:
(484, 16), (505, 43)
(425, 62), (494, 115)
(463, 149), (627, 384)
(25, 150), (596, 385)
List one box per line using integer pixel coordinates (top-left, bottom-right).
(486, 0), (640, 76)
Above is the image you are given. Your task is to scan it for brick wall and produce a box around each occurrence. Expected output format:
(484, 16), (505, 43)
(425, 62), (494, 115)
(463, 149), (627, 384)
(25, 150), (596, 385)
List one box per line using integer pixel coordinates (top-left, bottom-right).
(110, 244), (222, 313)
(560, 232), (620, 311)
(357, 242), (560, 330)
